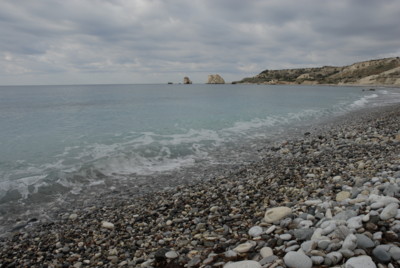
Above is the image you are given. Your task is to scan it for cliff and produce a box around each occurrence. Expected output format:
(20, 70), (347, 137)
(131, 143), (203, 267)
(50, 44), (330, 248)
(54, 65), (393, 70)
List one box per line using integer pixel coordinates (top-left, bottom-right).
(234, 57), (400, 86)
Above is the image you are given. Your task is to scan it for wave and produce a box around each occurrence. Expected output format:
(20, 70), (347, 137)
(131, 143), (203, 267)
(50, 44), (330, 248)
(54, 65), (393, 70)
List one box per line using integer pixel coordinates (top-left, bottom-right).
(350, 93), (378, 108)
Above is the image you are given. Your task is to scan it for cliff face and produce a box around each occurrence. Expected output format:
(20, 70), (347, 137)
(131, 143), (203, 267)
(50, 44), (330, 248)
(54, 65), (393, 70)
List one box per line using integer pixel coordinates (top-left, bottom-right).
(234, 57), (400, 86)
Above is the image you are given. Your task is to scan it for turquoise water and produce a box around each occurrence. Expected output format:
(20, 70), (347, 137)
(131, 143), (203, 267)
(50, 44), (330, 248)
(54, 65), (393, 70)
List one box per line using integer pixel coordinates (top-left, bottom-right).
(0, 83), (399, 232)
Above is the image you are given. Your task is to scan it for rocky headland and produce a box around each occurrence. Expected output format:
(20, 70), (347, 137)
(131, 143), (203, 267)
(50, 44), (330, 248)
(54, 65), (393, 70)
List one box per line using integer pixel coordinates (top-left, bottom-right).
(1, 105), (400, 267)
(234, 57), (400, 86)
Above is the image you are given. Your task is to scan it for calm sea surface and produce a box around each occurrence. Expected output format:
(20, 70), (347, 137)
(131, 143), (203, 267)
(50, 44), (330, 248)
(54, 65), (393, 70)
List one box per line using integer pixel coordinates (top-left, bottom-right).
(0, 84), (399, 233)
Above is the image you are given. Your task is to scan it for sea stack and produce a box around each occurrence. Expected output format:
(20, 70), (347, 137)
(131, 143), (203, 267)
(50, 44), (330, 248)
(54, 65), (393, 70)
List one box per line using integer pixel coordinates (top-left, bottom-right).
(183, 76), (192, 84)
(207, 74), (225, 84)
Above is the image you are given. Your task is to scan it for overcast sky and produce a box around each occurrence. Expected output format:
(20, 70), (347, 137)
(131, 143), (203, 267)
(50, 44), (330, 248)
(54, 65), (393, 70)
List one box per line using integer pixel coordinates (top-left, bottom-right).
(1, 0), (399, 85)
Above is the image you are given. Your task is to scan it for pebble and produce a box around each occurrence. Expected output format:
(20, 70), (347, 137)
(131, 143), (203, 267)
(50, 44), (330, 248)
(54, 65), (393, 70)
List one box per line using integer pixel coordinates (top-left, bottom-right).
(301, 240), (316, 253)
(165, 250), (178, 259)
(347, 216), (363, 229)
(325, 251), (342, 265)
(69, 213), (78, 220)
(224, 260), (261, 268)
(380, 203), (399, 220)
(355, 234), (375, 249)
(372, 246), (391, 263)
(279, 233), (292, 240)
(342, 234), (357, 250)
(283, 251), (312, 268)
(389, 246), (400, 260)
(260, 247), (273, 258)
(294, 228), (314, 241)
(336, 191), (351, 202)
(265, 225), (276, 234)
(345, 256), (377, 268)
(264, 207), (292, 223)
(311, 256), (324, 265)
(248, 226), (263, 237)
(101, 221), (114, 229)
(259, 255), (278, 265)
(233, 242), (255, 253)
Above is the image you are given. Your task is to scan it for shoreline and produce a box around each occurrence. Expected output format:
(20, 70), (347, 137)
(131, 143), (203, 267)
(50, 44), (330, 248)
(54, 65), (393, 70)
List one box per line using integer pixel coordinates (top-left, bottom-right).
(232, 82), (400, 88)
(1, 104), (400, 267)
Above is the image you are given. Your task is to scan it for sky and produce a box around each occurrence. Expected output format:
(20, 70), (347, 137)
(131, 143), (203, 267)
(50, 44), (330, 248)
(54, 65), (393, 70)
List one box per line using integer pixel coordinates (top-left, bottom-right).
(0, 0), (399, 85)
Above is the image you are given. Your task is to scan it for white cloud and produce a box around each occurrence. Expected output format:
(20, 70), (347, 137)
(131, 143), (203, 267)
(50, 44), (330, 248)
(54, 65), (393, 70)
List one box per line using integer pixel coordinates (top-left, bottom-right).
(0, 0), (399, 85)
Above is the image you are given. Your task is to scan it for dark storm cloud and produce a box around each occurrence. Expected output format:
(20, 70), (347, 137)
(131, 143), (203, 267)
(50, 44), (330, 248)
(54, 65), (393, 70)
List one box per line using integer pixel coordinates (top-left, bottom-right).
(0, 0), (399, 84)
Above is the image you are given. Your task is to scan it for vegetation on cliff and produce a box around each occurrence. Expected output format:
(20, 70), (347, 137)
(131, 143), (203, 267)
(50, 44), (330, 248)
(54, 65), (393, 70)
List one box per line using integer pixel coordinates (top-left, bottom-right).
(234, 57), (400, 86)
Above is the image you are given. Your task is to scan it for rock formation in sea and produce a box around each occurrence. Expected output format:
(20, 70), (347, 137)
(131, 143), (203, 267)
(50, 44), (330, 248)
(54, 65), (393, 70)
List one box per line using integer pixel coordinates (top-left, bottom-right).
(207, 74), (225, 84)
(183, 77), (192, 84)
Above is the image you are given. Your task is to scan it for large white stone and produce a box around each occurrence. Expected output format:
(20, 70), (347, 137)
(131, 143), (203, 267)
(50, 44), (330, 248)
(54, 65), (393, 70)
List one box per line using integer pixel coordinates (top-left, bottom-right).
(224, 260), (261, 268)
(233, 242), (255, 253)
(165, 251), (178, 259)
(101, 221), (114, 229)
(260, 247), (273, 258)
(380, 203), (399, 220)
(284, 251), (312, 268)
(264, 207), (292, 223)
(345, 256), (376, 268)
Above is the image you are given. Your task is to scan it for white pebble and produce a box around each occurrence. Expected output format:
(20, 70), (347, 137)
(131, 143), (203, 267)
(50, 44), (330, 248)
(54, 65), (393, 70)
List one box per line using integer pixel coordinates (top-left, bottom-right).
(248, 226), (263, 237)
(101, 221), (114, 230)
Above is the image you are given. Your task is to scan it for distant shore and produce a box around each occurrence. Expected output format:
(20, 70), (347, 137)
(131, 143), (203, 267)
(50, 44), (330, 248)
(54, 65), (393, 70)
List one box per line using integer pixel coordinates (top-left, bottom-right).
(1, 104), (400, 267)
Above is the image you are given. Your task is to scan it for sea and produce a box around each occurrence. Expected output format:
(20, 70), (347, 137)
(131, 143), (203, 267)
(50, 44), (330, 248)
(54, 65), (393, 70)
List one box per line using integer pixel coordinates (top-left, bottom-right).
(1, 83), (400, 234)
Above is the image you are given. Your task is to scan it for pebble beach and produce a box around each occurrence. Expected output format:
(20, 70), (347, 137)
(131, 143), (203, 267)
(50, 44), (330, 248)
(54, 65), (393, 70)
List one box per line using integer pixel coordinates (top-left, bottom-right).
(1, 104), (400, 268)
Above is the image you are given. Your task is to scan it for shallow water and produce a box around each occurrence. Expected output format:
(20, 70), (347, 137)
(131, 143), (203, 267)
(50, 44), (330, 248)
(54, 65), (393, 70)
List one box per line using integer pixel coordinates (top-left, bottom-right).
(1, 84), (399, 233)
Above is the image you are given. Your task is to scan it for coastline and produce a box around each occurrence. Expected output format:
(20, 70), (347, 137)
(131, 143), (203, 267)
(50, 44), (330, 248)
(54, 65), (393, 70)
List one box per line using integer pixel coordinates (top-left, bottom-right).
(232, 82), (400, 88)
(1, 104), (400, 267)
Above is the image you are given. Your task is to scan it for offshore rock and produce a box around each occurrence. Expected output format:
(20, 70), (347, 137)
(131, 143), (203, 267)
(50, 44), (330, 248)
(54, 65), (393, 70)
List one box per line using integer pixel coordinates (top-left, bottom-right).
(207, 74), (225, 84)
(183, 76), (192, 84)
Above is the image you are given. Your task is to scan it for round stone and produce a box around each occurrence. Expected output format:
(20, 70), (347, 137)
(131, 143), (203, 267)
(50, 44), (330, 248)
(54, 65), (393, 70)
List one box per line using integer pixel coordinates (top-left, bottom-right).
(101, 221), (114, 230)
(69, 213), (78, 220)
(355, 234), (375, 249)
(389, 246), (400, 260)
(224, 261), (261, 268)
(280, 233), (292, 240)
(284, 251), (312, 268)
(248, 226), (263, 237)
(336, 191), (351, 202)
(165, 251), (178, 259)
(380, 203), (399, 220)
(264, 207), (292, 223)
(345, 256), (376, 268)
(260, 247), (273, 258)
(372, 246), (391, 263)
